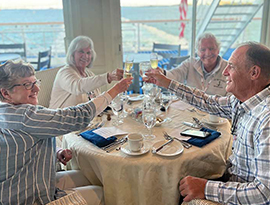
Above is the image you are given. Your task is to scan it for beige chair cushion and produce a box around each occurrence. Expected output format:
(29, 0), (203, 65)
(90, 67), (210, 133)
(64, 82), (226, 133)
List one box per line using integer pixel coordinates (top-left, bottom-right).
(35, 66), (63, 108)
(182, 199), (221, 205)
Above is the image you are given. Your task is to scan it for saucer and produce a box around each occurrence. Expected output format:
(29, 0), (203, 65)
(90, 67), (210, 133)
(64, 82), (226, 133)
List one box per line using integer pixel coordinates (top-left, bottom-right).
(202, 118), (228, 126)
(121, 143), (150, 156)
(128, 94), (144, 102)
(152, 140), (184, 157)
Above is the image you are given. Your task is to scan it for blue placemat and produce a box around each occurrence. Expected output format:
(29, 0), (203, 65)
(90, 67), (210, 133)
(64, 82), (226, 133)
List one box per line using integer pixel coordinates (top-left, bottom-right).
(80, 129), (117, 148)
(186, 127), (221, 147)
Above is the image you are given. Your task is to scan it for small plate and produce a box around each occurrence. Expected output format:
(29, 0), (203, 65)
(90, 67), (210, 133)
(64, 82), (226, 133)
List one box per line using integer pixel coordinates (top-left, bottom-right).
(202, 118), (228, 126)
(152, 140), (184, 157)
(121, 143), (150, 156)
(128, 94), (144, 102)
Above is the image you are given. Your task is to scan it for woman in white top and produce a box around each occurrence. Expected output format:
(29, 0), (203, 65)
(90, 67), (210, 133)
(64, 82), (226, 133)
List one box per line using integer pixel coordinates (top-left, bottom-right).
(49, 35), (123, 109)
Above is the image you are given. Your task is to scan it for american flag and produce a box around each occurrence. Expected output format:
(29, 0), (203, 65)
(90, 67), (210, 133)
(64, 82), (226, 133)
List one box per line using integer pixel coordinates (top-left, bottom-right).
(179, 0), (188, 38)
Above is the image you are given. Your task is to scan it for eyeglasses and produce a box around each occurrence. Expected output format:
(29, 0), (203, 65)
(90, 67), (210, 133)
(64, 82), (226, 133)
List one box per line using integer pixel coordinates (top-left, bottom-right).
(10, 79), (41, 90)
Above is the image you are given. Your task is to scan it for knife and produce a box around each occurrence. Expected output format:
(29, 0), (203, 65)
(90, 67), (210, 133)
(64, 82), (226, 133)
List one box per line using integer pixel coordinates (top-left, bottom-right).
(152, 139), (174, 154)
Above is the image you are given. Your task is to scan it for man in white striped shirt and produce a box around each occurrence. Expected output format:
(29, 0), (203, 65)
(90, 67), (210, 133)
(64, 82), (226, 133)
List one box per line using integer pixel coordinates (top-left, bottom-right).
(0, 60), (132, 205)
(146, 42), (270, 205)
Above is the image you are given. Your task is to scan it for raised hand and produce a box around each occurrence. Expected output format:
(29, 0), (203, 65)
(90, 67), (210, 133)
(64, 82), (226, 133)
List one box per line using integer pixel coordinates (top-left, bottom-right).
(108, 68), (124, 83)
(108, 77), (133, 99)
(144, 68), (171, 89)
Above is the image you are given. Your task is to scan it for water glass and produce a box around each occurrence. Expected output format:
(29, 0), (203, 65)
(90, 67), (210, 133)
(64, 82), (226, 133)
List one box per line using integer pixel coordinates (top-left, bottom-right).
(142, 100), (156, 140)
(110, 95), (124, 126)
(139, 61), (151, 78)
(160, 91), (172, 122)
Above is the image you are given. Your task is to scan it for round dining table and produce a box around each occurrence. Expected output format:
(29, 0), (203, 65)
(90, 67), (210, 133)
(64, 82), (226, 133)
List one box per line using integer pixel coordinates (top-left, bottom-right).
(62, 99), (232, 205)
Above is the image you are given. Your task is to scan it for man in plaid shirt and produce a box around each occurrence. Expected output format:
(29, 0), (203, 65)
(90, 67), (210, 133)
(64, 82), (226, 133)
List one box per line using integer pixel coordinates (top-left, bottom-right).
(146, 42), (270, 204)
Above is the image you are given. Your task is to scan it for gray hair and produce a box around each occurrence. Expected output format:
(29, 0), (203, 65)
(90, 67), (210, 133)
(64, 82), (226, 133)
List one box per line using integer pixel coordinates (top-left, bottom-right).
(0, 60), (35, 101)
(196, 33), (221, 51)
(66, 36), (97, 68)
(238, 41), (270, 79)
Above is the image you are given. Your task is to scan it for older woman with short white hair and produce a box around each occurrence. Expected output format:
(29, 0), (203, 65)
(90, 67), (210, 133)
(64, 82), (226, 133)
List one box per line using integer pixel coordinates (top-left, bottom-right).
(0, 60), (132, 205)
(49, 35), (123, 109)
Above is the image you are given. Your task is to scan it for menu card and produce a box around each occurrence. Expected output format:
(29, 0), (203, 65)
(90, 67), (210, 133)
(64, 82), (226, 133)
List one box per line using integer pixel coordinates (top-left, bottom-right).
(93, 127), (128, 139)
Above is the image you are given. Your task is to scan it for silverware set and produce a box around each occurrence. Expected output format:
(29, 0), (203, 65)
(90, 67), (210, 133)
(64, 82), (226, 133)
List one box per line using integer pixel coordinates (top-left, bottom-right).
(102, 136), (128, 153)
(163, 131), (192, 149)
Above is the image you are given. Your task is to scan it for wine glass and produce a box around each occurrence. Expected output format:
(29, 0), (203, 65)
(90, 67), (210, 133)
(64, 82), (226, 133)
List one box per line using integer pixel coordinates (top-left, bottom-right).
(123, 55), (134, 96)
(110, 95), (124, 126)
(159, 91), (172, 122)
(150, 53), (158, 69)
(142, 99), (156, 140)
(124, 55), (134, 79)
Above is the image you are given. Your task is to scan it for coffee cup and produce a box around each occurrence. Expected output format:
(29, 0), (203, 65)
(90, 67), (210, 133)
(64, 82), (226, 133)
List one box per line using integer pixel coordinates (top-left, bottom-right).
(209, 115), (220, 123)
(128, 133), (144, 152)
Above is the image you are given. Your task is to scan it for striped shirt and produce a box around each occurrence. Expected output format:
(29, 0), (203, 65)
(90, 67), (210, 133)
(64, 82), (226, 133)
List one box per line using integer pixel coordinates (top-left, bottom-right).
(169, 80), (270, 205)
(0, 93), (111, 205)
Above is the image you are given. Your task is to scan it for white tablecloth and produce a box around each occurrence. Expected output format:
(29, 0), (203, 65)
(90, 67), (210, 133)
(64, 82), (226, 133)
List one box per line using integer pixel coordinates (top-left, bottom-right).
(62, 101), (232, 205)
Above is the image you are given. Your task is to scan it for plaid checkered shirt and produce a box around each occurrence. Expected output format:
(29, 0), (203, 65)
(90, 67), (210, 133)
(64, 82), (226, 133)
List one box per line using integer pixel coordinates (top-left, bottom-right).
(169, 80), (270, 205)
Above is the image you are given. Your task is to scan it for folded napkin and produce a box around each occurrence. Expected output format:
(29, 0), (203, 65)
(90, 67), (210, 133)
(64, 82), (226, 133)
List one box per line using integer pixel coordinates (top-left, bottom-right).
(80, 129), (117, 148)
(186, 127), (221, 147)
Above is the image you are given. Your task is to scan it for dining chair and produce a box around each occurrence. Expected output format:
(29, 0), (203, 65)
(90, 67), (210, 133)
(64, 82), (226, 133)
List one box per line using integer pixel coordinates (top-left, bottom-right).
(152, 42), (181, 68)
(152, 42), (181, 58)
(31, 47), (52, 71)
(162, 55), (190, 70)
(35, 65), (62, 108)
(0, 43), (27, 59)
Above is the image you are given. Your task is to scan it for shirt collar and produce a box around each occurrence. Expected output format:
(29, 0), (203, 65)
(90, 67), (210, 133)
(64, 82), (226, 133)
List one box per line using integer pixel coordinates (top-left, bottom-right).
(201, 56), (221, 79)
(238, 85), (270, 114)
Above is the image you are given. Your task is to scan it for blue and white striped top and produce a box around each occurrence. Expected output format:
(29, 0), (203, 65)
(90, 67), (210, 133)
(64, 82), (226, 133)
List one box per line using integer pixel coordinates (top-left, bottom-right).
(0, 92), (111, 205)
(169, 80), (270, 205)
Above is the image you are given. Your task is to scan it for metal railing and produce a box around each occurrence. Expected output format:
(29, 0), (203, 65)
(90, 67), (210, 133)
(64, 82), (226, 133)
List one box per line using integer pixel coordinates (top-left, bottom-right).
(0, 16), (261, 59)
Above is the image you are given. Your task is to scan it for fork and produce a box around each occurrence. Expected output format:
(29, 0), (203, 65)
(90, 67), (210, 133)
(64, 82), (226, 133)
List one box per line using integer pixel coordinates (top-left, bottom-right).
(163, 131), (192, 149)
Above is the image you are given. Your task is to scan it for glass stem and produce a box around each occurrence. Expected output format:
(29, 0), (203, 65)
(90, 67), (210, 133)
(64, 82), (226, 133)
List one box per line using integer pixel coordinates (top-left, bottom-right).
(149, 128), (152, 136)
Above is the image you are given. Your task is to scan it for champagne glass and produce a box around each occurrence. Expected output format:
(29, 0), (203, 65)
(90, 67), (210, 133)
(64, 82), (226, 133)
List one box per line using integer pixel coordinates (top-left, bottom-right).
(110, 95), (124, 126)
(124, 55), (134, 96)
(142, 99), (156, 140)
(124, 55), (134, 79)
(160, 91), (172, 122)
(150, 53), (158, 69)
